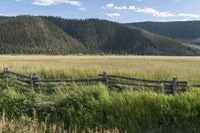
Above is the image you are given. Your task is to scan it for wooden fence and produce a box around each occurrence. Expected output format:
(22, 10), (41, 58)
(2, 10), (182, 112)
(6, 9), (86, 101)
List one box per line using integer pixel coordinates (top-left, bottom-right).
(0, 67), (200, 94)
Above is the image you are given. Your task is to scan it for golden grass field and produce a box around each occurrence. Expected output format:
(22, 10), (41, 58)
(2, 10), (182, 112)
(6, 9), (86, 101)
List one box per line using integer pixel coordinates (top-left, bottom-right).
(0, 55), (200, 83)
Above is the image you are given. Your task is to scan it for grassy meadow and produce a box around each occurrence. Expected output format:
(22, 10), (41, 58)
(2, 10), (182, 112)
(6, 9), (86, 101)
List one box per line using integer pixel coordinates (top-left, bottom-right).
(0, 55), (200, 83)
(0, 55), (200, 132)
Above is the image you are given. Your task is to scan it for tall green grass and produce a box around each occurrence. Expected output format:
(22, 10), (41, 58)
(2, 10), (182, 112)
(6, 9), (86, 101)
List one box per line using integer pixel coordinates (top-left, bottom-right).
(1, 79), (200, 132)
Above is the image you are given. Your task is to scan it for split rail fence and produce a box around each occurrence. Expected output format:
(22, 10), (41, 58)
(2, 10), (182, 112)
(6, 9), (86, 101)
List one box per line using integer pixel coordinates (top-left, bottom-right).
(0, 68), (200, 94)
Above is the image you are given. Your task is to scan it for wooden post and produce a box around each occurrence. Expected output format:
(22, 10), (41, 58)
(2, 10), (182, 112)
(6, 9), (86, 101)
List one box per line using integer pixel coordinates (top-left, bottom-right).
(3, 68), (10, 88)
(103, 71), (109, 85)
(172, 76), (177, 95)
(3, 68), (9, 78)
(30, 73), (37, 87)
(30, 74), (33, 87)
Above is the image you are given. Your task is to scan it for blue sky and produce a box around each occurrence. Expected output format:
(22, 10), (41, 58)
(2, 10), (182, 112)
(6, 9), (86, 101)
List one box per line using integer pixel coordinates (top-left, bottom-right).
(0, 0), (200, 23)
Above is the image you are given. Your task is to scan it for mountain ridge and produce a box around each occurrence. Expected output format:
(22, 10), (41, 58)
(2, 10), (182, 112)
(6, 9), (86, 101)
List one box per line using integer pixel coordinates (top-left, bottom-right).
(128, 21), (200, 42)
(0, 15), (199, 55)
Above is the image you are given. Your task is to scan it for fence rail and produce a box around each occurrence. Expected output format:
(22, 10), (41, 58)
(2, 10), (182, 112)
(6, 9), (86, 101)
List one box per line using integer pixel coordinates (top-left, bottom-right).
(99, 74), (187, 84)
(37, 77), (104, 83)
(0, 67), (199, 94)
(192, 84), (200, 87)
(110, 80), (163, 88)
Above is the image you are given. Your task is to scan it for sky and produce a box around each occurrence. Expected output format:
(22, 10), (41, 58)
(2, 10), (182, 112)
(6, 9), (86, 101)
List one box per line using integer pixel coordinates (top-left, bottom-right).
(0, 0), (200, 23)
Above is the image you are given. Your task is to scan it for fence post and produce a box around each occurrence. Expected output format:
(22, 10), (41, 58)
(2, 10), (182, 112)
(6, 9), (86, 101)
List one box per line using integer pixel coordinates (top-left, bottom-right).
(103, 71), (109, 85)
(3, 68), (10, 87)
(172, 76), (177, 95)
(3, 68), (9, 78)
(30, 73), (37, 87)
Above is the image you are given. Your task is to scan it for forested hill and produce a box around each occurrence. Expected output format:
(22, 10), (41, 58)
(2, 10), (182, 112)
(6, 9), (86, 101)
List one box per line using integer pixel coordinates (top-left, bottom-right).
(0, 16), (86, 54)
(0, 15), (199, 55)
(42, 16), (200, 55)
(128, 21), (200, 42)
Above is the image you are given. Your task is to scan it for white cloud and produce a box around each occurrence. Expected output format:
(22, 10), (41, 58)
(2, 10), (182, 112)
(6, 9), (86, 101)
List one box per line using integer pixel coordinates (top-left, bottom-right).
(0, 13), (16, 16)
(102, 3), (114, 9)
(32, 0), (86, 11)
(32, 0), (81, 6)
(102, 4), (127, 10)
(106, 13), (121, 17)
(134, 7), (200, 18)
(135, 7), (175, 17)
(128, 6), (136, 10)
(178, 13), (200, 19)
(102, 3), (200, 19)
(114, 6), (127, 10)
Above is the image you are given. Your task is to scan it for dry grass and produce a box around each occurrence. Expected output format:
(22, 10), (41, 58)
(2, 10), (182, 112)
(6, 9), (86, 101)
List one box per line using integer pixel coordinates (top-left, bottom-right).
(0, 114), (120, 133)
(0, 55), (200, 83)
